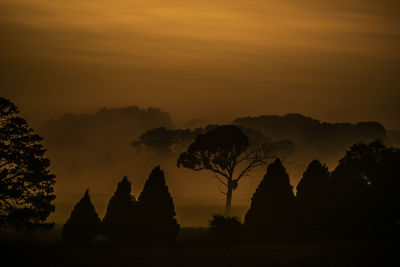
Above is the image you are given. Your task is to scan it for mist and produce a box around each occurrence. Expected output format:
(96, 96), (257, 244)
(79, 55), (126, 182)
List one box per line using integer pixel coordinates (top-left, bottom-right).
(1, 0), (399, 227)
(37, 107), (390, 226)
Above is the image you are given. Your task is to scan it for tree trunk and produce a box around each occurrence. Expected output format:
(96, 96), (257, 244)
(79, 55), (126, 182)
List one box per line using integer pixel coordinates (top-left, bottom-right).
(225, 182), (233, 216)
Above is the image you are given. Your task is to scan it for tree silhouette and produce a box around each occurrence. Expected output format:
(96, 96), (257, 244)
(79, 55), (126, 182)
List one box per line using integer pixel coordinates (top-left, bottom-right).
(62, 190), (101, 242)
(133, 124), (294, 159)
(102, 176), (138, 241)
(296, 160), (331, 230)
(332, 141), (400, 228)
(209, 214), (243, 240)
(177, 125), (271, 215)
(132, 127), (178, 154)
(132, 125), (218, 154)
(138, 166), (180, 241)
(0, 97), (55, 231)
(245, 159), (296, 235)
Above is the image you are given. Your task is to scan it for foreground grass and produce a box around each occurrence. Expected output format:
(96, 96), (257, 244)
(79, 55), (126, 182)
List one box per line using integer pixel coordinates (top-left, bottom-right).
(1, 228), (398, 267)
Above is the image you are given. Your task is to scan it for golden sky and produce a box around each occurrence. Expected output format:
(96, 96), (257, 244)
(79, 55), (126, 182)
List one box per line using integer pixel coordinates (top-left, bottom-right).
(1, 0), (399, 128)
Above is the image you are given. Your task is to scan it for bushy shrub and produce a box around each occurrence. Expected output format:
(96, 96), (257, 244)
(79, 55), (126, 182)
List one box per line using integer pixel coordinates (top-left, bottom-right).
(209, 214), (243, 240)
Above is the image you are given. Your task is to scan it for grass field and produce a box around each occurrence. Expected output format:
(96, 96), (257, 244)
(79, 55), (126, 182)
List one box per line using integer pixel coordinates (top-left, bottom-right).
(1, 227), (398, 267)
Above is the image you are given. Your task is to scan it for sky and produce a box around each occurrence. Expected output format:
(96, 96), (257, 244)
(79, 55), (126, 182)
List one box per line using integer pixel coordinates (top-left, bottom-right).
(1, 0), (399, 226)
(1, 0), (400, 129)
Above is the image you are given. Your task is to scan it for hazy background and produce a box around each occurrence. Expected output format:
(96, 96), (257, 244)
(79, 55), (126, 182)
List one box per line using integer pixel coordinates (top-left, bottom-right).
(1, 0), (399, 226)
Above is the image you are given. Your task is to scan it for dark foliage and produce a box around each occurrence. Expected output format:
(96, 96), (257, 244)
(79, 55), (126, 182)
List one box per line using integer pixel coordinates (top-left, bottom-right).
(245, 159), (296, 235)
(296, 160), (331, 230)
(177, 125), (250, 171)
(0, 97), (55, 231)
(133, 124), (294, 158)
(138, 166), (180, 241)
(102, 176), (138, 241)
(331, 140), (400, 229)
(132, 127), (179, 154)
(177, 125), (271, 215)
(233, 114), (386, 158)
(43, 106), (173, 150)
(62, 190), (101, 241)
(242, 141), (399, 237)
(209, 214), (243, 240)
(388, 129), (400, 147)
(132, 125), (219, 154)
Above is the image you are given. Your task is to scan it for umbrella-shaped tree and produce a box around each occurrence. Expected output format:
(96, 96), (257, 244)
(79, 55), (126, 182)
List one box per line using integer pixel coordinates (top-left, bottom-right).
(177, 125), (272, 215)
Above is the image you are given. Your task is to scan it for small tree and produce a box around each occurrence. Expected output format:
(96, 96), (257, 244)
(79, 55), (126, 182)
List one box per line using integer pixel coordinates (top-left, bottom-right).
(138, 166), (180, 241)
(0, 97), (55, 231)
(62, 190), (101, 241)
(296, 160), (331, 230)
(177, 125), (271, 215)
(245, 159), (296, 235)
(102, 176), (137, 241)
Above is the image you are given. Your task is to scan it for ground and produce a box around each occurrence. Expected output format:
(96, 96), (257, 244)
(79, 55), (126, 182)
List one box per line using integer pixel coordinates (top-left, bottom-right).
(1, 228), (398, 267)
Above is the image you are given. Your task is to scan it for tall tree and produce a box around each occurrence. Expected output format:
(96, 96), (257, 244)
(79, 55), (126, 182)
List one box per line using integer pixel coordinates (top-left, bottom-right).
(0, 97), (55, 231)
(102, 176), (137, 241)
(138, 166), (179, 240)
(296, 160), (331, 230)
(245, 159), (296, 234)
(62, 190), (101, 241)
(177, 125), (271, 215)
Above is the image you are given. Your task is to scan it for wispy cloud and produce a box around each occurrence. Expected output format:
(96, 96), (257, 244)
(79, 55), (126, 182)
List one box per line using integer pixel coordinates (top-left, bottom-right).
(1, 0), (399, 128)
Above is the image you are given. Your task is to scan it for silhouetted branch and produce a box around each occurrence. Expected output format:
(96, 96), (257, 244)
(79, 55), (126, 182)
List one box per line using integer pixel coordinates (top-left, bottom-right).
(235, 152), (271, 183)
(211, 173), (228, 186)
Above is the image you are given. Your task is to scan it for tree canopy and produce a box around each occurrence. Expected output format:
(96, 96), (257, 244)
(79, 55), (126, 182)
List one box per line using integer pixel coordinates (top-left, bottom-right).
(133, 124), (294, 157)
(0, 97), (55, 231)
(177, 125), (272, 215)
(332, 140), (400, 227)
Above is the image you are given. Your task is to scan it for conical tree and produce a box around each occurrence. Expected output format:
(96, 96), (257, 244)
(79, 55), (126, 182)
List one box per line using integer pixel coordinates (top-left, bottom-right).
(296, 160), (331, 230)
(102, 176), (138, 241)
(138, 166), (180, 240)
(245, 158), (296, 235)
(62, 190), (101, 242)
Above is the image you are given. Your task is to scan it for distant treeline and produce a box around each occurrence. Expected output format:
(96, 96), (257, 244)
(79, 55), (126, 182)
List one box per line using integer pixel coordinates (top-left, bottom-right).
(233, 114), (388, 159)
(41, 107), (397, 199)
(132, 124), (294, 157)
(43, 108), (394, 162)
(132, 113), (389, 157)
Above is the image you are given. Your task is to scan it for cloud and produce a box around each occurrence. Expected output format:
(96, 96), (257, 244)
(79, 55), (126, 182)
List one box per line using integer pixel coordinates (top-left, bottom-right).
(0, 0), (399, 129)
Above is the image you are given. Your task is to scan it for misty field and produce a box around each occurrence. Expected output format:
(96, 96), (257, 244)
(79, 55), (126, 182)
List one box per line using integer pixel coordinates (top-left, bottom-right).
(1, 227), (398, 267)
